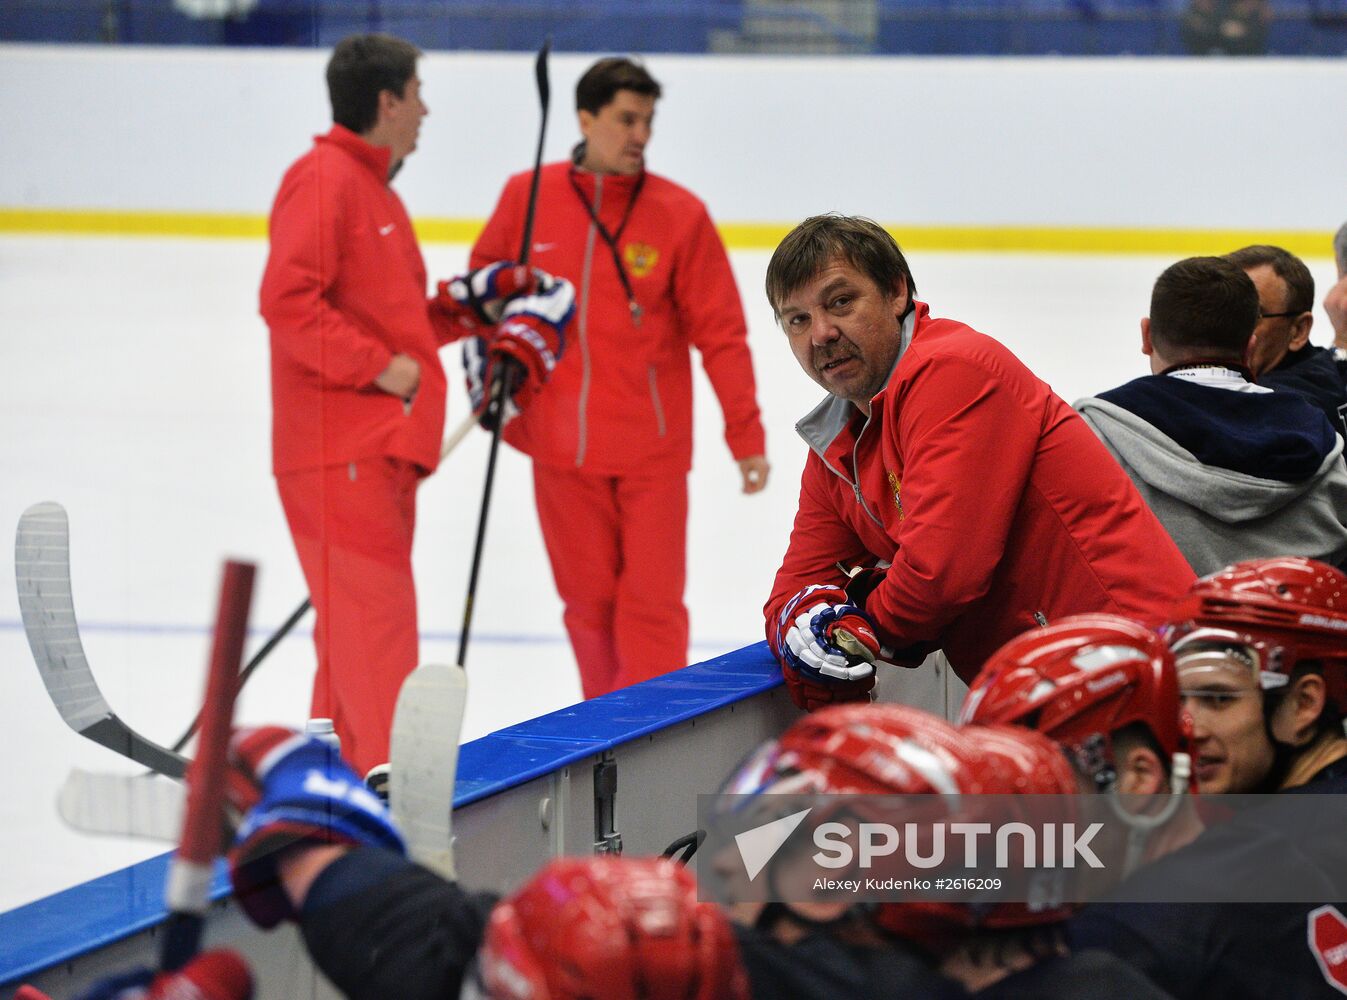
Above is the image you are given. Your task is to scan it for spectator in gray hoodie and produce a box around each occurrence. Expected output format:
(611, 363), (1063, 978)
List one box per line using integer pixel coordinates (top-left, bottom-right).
(1075, 256), (1347, 576)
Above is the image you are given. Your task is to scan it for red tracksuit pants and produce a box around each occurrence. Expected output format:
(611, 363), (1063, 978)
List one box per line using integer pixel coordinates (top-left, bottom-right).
(533, 464), (689, 698)
(276, 458), (420, 776)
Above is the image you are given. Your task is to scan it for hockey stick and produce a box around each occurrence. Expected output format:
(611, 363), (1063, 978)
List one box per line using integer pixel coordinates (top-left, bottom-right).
(59, 663), (469, 848)
(517, 39), (552, 272)
(168, 594), (310, 753)
(390, 662), (467, 880)
(161, 558), (256, 972)
(16, 501), (191, 780)
(58, 767), (186, 842)
(456, 38), (551, 669)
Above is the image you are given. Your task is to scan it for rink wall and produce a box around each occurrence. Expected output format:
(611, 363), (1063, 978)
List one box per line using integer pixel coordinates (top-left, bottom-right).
(0, 644), (962, 998)
(1, 45), (1344, 256)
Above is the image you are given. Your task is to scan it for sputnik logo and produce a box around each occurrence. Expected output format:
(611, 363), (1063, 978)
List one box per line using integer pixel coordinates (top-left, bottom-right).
(735, 808), (812, 880)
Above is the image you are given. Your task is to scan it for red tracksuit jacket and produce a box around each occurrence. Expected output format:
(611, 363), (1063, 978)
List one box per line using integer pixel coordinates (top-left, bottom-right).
(470, 161), (765, 475)
(765, 302), (1195, 681)
(261, 125), (465, 475)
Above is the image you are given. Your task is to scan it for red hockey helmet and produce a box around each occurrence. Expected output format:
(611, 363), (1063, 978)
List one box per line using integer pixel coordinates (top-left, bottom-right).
(872, 722), (1082, 952)
(959, 614), (1184, 787)
(475, 856), (748, 1000)
(720, 703), (1079, 951)
(722, 701), (993, 799)
(1167, 557), (1347, 712)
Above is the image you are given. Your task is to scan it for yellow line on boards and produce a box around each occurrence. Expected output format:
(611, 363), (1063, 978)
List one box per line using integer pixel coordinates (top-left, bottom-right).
(0, 208), (1334, 259)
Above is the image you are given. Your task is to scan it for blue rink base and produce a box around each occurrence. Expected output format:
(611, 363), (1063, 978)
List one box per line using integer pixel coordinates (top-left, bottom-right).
(0, 642), (781, 986)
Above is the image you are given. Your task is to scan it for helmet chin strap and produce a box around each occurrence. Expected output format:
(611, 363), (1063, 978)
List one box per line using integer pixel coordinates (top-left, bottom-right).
(1105, 752), (1192, 876)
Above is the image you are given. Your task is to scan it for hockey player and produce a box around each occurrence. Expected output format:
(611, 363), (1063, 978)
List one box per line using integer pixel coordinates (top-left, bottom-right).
(762, 214), (1195, 712)
(259, 33), (574, 775)
(959, 613), (1201, 871)
(716, 702), (1174, 997)
(226, 723), (966, 999)
(469, 57), (769, 699)
(1165, 556), (1347, 794)
(1067, 558), (1347, 999)
(61, 708), (1165, 998)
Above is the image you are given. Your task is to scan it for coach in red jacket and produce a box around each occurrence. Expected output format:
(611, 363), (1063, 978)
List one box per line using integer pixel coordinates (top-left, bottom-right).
(261, 35), (571, 775)
(471, 58), (768, 698)
(762, 215), (1195, 711)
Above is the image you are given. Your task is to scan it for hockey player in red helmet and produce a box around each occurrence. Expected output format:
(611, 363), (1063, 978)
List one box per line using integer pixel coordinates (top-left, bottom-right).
(715, 703), (1172, 998)
(960, 613), (1200, 871)
(1071, 558), (1347, 1000)
(469, 856), (748, 1000)
(144, 723), (956, 1000)
(1165, 555), (1347, 793)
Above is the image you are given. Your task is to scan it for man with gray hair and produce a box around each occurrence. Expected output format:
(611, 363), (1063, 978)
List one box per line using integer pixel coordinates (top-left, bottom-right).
(1318, 223), (1347, 378)
(1075, 256), (1347, 576)
(761, 214), (1194, 712)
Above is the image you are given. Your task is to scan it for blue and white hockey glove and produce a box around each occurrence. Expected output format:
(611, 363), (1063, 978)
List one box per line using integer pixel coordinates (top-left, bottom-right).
(774, 584), (881, 712)
(463, 274), (575, 431)
(227, 727), (404, 928)
(436, 261), (542, 327)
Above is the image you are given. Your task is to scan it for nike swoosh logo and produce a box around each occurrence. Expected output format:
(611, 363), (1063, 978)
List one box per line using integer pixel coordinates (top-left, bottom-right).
(532, 241), (556, 252)
(379, 224), (396, 236)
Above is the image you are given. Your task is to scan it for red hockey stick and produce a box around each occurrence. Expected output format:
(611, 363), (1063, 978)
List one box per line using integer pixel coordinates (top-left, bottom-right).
(160, 559), (256, 972)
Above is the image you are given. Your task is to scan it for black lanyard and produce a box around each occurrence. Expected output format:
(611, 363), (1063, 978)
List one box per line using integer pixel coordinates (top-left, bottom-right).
(568, 165), (646, 327)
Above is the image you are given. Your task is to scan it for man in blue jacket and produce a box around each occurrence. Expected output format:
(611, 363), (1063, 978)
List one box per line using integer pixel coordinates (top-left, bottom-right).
(1226, 243), (1347, 436)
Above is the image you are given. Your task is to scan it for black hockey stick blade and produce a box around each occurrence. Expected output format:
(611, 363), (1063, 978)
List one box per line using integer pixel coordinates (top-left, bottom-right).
(517, 37), (552, 267)
(16, 501), (189, 779)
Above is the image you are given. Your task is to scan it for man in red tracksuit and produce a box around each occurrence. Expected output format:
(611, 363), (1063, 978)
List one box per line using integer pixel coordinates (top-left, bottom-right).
(470, 57), (769, 698)
(762, 215), (1195, 711)
(260, 34), (571, 775)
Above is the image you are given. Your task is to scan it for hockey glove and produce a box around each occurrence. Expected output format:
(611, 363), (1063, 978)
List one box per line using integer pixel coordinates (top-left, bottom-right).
(40, 949), (255, 1000)
(227, 726), (405, 928)
(775, 584), (882, 712)
(434, 261), (544, 335)
(464, 275), (576, 431)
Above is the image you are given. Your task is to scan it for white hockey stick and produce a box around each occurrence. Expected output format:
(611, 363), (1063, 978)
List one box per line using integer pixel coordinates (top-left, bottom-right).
(390, 662), (467, 880)
(16, 501), (190, 779)
(441, 410), (478, 460)
(58, 768), (186, 842)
